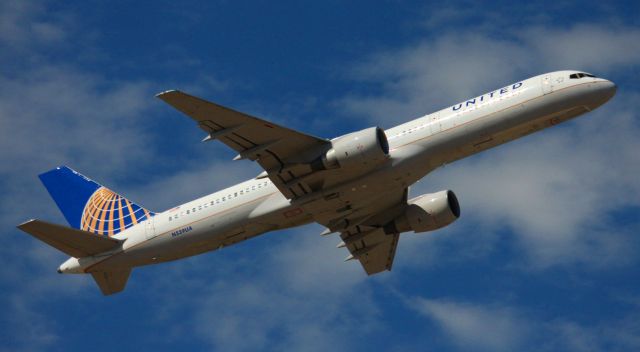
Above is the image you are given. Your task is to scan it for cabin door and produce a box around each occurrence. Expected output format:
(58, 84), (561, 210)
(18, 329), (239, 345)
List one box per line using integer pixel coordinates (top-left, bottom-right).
(541, 74), (553, 95)
(429, 111), (442, 135)
(144, 218), (156, 240)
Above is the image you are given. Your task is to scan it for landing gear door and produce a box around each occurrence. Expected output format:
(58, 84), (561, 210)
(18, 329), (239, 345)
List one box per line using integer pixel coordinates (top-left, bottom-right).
(541, 74), (553, 95)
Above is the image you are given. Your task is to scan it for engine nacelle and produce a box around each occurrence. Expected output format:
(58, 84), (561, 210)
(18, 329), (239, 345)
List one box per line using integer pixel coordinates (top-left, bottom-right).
(316, 127), (389, 170)
(386, 190), (461, 234)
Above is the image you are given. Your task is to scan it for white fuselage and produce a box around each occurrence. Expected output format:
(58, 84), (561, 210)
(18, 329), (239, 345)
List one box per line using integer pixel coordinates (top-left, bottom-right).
(60, 71), (616, 273)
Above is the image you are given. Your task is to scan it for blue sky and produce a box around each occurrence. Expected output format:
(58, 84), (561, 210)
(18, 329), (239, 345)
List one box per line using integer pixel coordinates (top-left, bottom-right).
(1, 1), (640, 351)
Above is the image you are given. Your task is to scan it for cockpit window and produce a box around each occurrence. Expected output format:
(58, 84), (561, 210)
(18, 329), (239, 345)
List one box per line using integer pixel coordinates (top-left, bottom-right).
(569, 73), (596, 79)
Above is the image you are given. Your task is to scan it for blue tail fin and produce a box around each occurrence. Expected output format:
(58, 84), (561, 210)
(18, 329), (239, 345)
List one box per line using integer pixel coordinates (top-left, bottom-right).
(39, 166), (155, 237)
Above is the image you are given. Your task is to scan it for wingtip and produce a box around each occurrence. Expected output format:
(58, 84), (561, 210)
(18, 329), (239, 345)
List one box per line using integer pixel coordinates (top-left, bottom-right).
(37, 165), (71, 178)
(16, 219), (37, 229)
(155, 89), (180, 99)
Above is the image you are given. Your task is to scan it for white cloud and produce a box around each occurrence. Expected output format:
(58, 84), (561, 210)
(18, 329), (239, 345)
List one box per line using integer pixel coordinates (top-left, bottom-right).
(341, 34), (529, 126)
(410, 295), (640, 352)
(270, 226), (369, 294)
(0, 65), (154, 173)
(522, 25), (640, 73)
(341, 24), (640, 126)
(412, 298), (525, 351)
(545, 312), (640, 352)
(140, 228), (380, 351)
(0, 1), (67, 51)
(0, 3), (162, 349)
(0, 64), (161, 256)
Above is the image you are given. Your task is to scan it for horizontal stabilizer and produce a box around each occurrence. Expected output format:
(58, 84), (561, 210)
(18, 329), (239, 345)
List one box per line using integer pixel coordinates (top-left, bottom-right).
(91, 270), (131, 296)
(17, 219), (122, 258)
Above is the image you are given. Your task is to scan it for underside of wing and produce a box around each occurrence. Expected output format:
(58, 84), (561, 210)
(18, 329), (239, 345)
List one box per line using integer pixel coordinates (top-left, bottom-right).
(321, 188), (409, 275)
(156, 90), (330, 199)
(343, 228), (400, 275)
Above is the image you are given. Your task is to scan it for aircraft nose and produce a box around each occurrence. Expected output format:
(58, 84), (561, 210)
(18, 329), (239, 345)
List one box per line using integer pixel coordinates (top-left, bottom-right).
(598, 79), (617, 101)
(585, 79), (616, 110)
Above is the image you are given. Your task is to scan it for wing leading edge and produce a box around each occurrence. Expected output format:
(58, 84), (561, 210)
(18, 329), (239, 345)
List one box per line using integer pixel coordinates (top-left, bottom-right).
(156, 90), (330, 199)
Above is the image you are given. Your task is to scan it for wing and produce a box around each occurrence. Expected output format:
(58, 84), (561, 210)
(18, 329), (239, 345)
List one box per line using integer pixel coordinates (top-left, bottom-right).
(324, 188), (408, 275)
(156, 90), (330, 199)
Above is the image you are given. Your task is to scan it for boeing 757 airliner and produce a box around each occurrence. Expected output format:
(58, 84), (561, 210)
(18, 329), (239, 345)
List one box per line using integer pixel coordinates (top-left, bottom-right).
(18, 71), (616, 295)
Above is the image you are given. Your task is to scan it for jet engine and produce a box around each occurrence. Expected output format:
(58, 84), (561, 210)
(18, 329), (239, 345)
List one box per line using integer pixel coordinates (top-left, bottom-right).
(313, 127), (389, 170)
(385, 190), (460, 234)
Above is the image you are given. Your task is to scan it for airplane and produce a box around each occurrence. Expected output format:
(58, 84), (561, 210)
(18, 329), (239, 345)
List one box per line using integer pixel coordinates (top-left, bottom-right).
(17, 70), (616, 295)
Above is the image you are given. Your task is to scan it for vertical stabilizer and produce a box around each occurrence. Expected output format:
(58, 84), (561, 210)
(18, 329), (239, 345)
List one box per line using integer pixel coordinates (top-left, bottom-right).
(38, 166), (154, 237)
